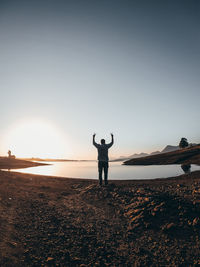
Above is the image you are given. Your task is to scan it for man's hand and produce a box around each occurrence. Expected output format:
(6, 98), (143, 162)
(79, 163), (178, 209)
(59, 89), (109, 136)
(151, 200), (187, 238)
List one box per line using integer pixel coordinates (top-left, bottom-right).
(93, 133), (98, 147)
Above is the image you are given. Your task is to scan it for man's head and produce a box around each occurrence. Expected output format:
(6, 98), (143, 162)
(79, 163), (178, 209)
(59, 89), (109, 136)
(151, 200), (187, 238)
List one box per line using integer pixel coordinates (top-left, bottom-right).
(101, 139), (105, 144)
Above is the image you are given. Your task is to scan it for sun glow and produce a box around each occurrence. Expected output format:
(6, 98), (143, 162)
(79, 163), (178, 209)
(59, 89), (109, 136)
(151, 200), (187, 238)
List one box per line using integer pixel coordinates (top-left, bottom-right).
(2, 119), (68, 158)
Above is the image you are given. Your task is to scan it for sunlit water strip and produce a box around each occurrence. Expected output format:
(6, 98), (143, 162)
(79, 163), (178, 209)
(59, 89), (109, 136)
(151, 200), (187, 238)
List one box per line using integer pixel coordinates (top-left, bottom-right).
(6, 161), (200, 180)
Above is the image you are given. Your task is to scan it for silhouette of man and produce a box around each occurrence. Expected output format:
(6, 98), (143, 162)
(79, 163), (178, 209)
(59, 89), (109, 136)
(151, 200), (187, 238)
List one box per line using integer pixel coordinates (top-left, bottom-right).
(93, 133), (114, 186)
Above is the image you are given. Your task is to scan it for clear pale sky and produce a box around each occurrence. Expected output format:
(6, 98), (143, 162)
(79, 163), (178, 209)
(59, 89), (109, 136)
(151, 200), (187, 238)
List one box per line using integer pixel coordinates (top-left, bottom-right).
(0, 0), (200, 159)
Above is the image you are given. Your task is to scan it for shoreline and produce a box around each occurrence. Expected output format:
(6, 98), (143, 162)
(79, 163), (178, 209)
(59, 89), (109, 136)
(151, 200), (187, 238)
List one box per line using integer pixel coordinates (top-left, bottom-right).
(2, 168), (200, 183)
(0, 157), (48, 169)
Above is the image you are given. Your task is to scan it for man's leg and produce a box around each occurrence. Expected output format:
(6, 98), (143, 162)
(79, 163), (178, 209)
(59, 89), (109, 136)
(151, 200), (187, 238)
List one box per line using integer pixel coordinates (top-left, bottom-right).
(98, 161), (103, 186)
(104, 162), (108, 185)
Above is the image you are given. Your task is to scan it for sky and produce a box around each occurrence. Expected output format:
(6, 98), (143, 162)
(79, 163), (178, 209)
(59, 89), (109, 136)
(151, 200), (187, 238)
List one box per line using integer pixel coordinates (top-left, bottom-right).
(0, 0), (200, 159)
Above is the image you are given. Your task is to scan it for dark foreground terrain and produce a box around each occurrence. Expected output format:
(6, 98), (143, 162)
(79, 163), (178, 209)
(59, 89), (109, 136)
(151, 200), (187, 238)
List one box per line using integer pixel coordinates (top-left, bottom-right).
(0, 169), (200, 266)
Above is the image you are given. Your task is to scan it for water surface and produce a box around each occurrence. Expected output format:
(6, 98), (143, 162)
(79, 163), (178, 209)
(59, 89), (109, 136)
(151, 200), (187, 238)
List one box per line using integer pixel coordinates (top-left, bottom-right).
(9, 161), (200, 180)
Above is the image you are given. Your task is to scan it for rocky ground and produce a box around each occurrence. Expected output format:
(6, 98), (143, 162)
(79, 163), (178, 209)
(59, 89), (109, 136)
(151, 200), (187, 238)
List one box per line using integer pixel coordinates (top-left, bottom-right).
(0, 170), (200, 266)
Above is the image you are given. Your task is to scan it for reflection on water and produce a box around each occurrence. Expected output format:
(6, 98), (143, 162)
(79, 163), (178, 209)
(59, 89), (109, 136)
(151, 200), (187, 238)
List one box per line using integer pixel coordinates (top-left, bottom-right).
(181, 164), (191, 174)
(8, 161), (200, 180)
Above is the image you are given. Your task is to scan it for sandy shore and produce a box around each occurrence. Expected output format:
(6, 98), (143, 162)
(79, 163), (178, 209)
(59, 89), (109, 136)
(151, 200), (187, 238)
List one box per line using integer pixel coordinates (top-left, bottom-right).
(1, 169), (200, 266)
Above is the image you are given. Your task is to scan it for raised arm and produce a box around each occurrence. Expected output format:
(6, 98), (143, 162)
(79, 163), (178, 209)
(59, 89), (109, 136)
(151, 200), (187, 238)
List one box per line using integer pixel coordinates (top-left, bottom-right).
(107, 133), (114, 148)
(93, 133), (98, 148)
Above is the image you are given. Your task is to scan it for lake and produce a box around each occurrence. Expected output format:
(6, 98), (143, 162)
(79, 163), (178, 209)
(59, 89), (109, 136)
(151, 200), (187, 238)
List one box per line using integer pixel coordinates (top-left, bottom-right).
(9, 161), (200, 180)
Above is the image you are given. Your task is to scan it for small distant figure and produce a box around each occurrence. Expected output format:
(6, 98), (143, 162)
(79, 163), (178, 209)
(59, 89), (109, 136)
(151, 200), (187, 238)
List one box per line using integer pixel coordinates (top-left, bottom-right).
(93, 133), (114, 186)
(8, 150), (15, 159)
(8, 150), (11, 158)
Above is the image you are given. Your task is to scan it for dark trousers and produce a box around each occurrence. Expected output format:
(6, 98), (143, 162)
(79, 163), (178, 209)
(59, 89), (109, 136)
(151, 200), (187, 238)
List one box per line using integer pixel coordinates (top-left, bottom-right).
(98, 161), (109, 185)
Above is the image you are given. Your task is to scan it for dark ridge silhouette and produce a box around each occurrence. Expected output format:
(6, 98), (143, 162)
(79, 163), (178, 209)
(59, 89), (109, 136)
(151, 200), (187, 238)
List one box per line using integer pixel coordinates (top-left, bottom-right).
(0, 157), (48, 169)
(124, 145), (200, 165)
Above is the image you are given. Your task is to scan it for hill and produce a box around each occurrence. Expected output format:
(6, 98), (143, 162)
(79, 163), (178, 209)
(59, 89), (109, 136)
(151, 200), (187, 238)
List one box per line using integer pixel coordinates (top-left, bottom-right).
(124, 145), (200, 165)
(0, 157), (47, 169)
(112, 144), (182, 162)
(161, 145), (179, 153)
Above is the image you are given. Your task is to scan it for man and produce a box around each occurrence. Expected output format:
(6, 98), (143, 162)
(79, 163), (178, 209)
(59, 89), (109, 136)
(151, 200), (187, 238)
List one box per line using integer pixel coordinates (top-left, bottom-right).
(93, 133), (114, 186)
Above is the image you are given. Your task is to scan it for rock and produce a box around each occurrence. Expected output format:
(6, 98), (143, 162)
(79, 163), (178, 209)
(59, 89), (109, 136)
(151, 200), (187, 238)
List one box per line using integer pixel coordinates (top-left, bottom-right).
(166, 223), (176, 229)
(193, 218), (200, 226)
(162, 223), (176, 232)
(130, 212), (144, 224)
(46, 257), (54, 263)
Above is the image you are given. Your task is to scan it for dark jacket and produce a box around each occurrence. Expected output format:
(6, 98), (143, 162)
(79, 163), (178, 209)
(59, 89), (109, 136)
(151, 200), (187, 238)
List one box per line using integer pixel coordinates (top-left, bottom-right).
(93, 137), (114, 162)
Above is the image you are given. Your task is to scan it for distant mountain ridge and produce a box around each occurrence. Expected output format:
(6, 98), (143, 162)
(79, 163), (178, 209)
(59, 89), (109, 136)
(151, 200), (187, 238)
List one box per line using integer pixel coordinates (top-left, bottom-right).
(161, 145), (179, 153)
(129, 152), (149, 158)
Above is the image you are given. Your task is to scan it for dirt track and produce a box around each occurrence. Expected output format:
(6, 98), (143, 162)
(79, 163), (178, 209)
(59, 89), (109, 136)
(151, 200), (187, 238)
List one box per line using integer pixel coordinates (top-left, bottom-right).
(1, 170), (200, 266)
